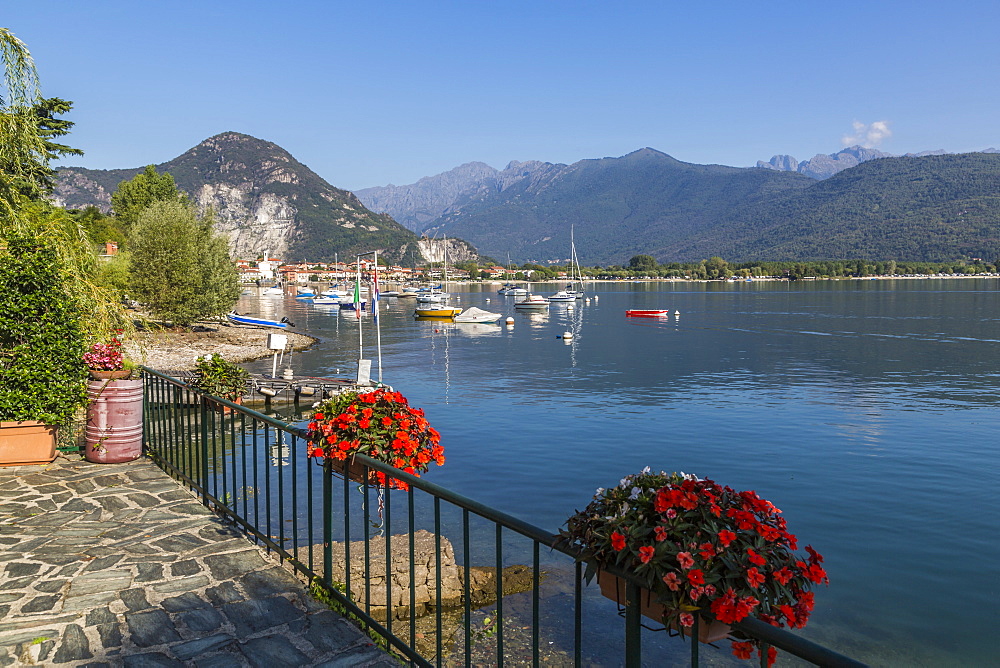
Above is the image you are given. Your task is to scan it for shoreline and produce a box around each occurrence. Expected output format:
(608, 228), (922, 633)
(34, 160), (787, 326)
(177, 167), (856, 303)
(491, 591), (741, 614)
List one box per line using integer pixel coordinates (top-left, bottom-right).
(129, 323), (317, 372)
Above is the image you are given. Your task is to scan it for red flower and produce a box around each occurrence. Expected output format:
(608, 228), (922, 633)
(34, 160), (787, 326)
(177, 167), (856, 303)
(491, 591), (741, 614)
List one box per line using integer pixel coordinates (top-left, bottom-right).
(746, 567), (765, 589)
(773, 567), (794, 585)
(747, 548), (766, 566)
(653, 526), (668, 542)
(611, 532), (626, 551)
(676, 551), (694, 570)
(686, 568), (705, 586)
(638, 546), (655, 563)
(717, 529), (736, 547)
(732, 641), (754, 660)
(698, 542), (715, 559)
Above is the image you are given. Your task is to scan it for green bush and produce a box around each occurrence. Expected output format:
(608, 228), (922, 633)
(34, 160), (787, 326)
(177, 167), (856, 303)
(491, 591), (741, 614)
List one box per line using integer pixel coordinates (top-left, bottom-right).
(0, 231), (89, 424)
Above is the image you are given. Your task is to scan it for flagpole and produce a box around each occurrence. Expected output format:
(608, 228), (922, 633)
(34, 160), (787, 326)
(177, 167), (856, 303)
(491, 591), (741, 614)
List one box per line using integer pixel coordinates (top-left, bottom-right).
(356, 258), (363, 359)
(373, 251), (383, 384)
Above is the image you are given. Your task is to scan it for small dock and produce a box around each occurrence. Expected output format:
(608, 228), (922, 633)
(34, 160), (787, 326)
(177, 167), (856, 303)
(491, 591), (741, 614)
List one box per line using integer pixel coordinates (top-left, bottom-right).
(151, 371), (374, 408)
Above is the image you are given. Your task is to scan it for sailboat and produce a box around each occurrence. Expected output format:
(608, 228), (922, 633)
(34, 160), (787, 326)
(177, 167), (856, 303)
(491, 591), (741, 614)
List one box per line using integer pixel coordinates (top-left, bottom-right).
(566, 226), (585, 299)
(416, 235), (452, 305)
(498, 252), (528, 296)
(550, 226), (585, 301)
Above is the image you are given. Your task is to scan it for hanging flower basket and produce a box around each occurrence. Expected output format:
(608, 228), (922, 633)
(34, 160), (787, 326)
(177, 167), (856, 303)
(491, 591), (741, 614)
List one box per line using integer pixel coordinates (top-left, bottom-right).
(597, 570), (730, 643)
(557, 469), (828, 665)
(306, 388), (444, 490)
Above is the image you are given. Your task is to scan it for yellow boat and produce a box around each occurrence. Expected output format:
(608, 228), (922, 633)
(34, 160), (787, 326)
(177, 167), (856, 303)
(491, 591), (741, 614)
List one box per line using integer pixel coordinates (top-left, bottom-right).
(414, 306), (462, 318)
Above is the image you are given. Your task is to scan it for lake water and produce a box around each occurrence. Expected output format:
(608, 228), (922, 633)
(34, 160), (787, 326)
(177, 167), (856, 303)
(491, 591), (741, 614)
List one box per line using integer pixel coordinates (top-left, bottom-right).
(239, 279), (999, 666)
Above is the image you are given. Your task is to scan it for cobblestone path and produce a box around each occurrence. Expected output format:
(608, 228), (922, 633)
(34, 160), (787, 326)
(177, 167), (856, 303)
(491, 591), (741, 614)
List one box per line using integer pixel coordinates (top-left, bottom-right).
(0, 456), (396, 667)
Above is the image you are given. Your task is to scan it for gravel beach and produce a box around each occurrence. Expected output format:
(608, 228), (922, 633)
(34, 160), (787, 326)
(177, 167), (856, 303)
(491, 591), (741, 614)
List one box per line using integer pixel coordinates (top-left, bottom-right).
(127, 323), (316, 371)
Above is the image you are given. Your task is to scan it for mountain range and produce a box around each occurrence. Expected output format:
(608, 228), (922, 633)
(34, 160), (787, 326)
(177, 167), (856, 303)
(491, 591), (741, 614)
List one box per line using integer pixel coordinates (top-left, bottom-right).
(756, 145), (999, 179)
(357, 149), (1000, 265)
(54, 135), (1000, 266)
(52, 132), (467, 264)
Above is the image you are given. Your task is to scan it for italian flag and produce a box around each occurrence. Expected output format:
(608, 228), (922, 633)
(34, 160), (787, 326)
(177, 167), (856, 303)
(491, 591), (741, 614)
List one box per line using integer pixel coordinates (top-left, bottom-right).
(353, 281), (361, 318)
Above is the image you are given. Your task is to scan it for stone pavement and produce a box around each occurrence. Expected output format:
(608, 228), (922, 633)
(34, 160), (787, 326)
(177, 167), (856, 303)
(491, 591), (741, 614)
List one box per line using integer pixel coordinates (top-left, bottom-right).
(0, 455), (397, 667)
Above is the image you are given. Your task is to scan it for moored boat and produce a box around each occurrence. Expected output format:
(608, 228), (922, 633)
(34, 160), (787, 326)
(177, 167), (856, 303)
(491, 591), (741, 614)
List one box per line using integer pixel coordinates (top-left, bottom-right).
(625, 309), (670, 317)
(454, 307), (502, 323)
(414, 306), (462, 318)
(547, 289), (576, 302)
(514, 294), (550, 309)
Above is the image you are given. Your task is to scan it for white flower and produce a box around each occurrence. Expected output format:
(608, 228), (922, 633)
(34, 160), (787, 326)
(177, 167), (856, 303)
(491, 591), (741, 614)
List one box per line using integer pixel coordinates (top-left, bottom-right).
(641, 466), (651, 474)
(594, 487), (605, 498)
(629, 487), (641, 500)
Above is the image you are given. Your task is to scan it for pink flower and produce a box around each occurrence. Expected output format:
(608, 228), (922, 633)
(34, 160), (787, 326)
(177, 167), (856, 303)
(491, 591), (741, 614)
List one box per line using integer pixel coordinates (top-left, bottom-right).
(666, 508), (678, 519)
(679, 612), (695, 628)
(662, 572), (681, 591)
(677, 551), (695, 570)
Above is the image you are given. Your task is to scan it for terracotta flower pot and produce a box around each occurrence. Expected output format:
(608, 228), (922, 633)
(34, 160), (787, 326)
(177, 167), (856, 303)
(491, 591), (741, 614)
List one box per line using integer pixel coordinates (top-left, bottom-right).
(89, 369), (132, 380)
(331, 455), (381, 486)
(203, 396), (243, 415)
(597, 570), (730, 643)
(0, 421), (58, 467)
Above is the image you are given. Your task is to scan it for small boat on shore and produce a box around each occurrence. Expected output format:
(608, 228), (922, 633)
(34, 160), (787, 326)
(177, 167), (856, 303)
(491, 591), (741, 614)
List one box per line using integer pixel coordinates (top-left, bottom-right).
(625, 309), (670, 318)
(228, 312), (294, 328)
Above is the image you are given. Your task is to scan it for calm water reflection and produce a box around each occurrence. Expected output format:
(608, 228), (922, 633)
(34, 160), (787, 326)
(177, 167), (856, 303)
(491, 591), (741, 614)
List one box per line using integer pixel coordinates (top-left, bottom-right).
(241, 279), (1000, 666)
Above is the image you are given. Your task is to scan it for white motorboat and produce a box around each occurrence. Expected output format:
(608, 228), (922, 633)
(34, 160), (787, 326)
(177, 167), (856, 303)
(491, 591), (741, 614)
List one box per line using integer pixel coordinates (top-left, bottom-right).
(261, 285), (284, 296)
(514, 294), (549, 309)
(547, 290), (576, 302)
(416, 291), (450, 304)
(454, 307), (502, 323)
(498, 283), (528, 296)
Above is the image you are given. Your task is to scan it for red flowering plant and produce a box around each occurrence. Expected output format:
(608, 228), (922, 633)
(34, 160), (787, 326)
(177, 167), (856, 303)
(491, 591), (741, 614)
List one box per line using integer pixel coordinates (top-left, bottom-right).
(556, 469), (828, 665)
(305, 388), (445, 491)
(83, 336), (125, 370)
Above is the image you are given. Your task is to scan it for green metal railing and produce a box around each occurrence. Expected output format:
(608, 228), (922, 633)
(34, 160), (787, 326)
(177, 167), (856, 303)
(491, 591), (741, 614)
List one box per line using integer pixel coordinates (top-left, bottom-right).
(141, 368), (866, 667)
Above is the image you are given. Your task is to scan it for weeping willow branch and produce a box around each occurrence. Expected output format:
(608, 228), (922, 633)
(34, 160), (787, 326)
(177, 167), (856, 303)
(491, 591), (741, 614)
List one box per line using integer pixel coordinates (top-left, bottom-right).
(1, 27), (46, 216)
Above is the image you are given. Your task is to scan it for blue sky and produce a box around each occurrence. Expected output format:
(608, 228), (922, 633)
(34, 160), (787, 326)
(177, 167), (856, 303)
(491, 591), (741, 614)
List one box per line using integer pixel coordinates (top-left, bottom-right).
(6, 1), (999, 191)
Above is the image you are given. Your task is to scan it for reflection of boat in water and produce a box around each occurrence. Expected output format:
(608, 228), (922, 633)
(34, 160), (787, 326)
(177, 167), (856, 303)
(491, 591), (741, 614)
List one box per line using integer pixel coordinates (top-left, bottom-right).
(413, 314), (455, 322)
(514, 294), (549, 310)
(414, 306), (462, 318)
(454, 307), (502, 323)
(228, 311), (293, 328)
(625, 309), (670, 318)
(311, 296), (340, 305)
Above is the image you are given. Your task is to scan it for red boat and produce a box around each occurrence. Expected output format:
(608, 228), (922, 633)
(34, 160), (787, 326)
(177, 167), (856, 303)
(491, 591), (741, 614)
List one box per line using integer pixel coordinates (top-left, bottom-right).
(626, 309), (670, 317)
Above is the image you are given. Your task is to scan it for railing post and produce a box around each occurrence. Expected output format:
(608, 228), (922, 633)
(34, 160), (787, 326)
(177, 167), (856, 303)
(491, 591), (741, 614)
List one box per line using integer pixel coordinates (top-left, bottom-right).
(200, 398), (210, 506)
(323, 458), (332, 586)
(624, 578), (641, 667)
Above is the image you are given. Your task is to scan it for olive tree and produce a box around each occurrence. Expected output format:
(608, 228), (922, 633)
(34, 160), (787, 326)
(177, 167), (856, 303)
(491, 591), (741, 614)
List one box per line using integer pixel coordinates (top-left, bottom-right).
(128, 200), (240, 326)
